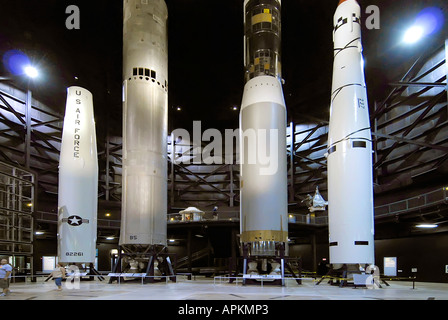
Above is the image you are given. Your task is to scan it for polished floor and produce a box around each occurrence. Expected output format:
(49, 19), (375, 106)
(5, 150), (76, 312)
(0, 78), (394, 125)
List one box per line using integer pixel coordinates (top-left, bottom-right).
(2, 275), (448, 300)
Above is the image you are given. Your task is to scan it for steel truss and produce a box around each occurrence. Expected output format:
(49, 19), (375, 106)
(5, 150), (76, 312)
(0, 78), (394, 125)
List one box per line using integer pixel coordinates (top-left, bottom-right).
(0, 42), (446, 227)
(0, 161), (35, 278)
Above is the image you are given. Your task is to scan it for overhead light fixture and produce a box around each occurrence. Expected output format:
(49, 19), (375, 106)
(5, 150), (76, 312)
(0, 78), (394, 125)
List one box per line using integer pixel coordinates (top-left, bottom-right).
(403, 26), (424, 44)
(169, 239), (175, 242)
(105, 213), (111, 217)
(415, 224), (438, 228)
(24, 65), (39, 79)
(35, 231), (44, 235)
(403, 7), (444, 45)
(106, 236), (115, 240)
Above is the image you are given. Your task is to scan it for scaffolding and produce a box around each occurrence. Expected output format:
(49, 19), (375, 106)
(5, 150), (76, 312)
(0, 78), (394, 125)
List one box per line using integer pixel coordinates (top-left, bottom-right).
(0, 161), (35, 280)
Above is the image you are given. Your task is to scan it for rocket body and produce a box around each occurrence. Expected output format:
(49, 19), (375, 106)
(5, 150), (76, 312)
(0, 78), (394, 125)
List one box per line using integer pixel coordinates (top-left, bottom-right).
(240, 0), (288, 256)
(58, 86), (98, 263)
(119, 0), (168, 247)
(327, 0), (375, 265)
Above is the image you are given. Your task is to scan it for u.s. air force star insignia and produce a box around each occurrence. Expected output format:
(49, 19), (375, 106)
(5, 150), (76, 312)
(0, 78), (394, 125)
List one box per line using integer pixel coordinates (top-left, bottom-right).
(62, 215), (89, 226)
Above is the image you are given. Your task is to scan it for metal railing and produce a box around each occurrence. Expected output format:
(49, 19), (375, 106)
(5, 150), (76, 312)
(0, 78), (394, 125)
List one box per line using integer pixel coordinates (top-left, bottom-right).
(374, 187), (448, 218)
(167, 211), (329, 226)
(33, 188), (448, 229)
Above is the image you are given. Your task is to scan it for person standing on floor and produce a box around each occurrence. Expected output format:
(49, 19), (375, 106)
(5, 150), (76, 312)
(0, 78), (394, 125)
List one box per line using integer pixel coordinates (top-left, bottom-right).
(50, 263), (66, 291)
(0, 259), (12, 296)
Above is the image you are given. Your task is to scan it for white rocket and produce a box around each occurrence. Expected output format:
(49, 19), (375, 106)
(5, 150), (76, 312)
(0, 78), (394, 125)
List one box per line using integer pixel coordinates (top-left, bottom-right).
(327, 0), (375, 265)
(239, 0), (288, 256)
(119, 0), (168, 248)
(58, 86), (98, 263)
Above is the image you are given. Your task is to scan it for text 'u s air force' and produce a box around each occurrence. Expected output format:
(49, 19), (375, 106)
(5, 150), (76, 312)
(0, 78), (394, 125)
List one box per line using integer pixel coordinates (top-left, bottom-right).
(178, 304), (269, 317)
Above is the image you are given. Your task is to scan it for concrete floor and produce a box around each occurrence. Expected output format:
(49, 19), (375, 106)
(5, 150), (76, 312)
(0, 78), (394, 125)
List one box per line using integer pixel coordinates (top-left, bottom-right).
(2, 276), (448, 300)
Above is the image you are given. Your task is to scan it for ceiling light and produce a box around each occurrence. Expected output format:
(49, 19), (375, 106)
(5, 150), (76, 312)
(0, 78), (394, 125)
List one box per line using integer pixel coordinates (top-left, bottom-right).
(106, 236), (114, 240)
(24, 65), (39, 79)
(415, 224), (438, 228)
(403, 26), (424, 44)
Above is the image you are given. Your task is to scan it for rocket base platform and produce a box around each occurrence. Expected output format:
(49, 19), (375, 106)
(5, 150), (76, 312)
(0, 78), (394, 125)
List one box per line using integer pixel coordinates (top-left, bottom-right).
(56, 262), (105, 282)
(108, 244), (176, 284)
(228, 243), (302, 286)
(315, 263), (383, 288)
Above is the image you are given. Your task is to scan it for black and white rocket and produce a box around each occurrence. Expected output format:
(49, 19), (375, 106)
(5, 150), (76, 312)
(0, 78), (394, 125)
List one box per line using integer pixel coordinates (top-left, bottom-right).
(239, 0), (288, 257)
(326, 0), (375, 265)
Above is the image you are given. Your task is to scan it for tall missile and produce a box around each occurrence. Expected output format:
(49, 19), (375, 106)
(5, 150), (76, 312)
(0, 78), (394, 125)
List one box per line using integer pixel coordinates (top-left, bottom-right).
(327, 0), (375, 265)
(120, 0), (168, 249)
(240, 0), (288, 257)
(58, 86), (98, 263)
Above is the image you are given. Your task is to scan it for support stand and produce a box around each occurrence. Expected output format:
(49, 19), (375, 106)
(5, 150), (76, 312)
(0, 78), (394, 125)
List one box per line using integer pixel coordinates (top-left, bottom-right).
(315, 264), (349, 287)
(234, 242), (302, 286)
(65, 262), (104, 281)
(315, 264), (382, 288)
(88, 263), (105, 281)
(108, 245), (176, 284)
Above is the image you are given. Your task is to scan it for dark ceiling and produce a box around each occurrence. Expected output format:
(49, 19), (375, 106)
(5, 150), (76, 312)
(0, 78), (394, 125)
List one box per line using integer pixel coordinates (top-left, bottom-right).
(0, 0), (446, 141)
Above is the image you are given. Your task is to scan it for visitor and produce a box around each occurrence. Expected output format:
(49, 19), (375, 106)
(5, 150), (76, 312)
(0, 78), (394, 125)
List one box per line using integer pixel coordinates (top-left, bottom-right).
(50, 263), (66, 291)
(0, 259), (12, 296)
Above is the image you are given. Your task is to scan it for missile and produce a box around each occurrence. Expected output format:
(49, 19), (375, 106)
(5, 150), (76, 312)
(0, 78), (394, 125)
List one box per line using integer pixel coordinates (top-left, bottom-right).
(58, 86), (98, 263)
(326, 0), (375, 265)
(119, 0), (168, 248)
(239, 0), (288, 257)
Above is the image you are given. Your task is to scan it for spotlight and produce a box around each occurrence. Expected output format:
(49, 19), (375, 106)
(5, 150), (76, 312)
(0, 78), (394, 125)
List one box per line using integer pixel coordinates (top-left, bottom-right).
(24, 65), (39, 79)
(403, 7), (444, 45)
(415, 224), (438, 228)
(403, 26), (424, 44)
